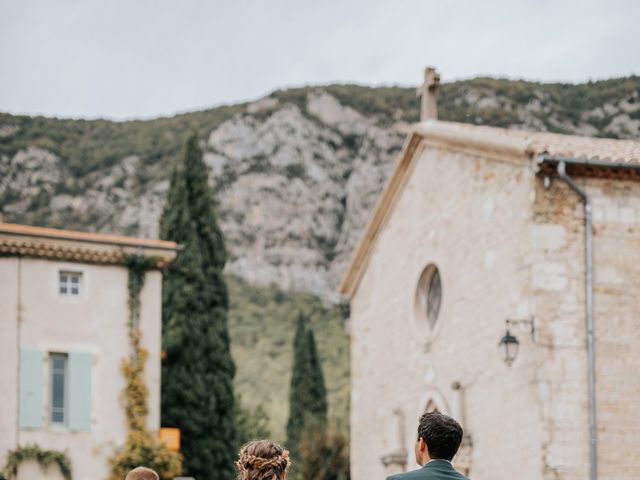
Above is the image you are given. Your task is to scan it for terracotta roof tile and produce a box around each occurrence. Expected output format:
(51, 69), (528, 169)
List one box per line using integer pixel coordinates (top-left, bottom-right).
(0, 222), (178, 250)
(425, 121), (640, 164)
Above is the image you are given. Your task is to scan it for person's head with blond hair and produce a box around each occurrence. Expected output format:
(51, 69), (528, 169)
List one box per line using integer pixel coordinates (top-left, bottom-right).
(236, 440), (291, 480)
(124, 466), (159, 480)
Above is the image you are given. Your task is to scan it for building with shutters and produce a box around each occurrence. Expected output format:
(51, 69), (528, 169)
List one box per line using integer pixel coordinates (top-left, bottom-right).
(0, 222), (178, 480)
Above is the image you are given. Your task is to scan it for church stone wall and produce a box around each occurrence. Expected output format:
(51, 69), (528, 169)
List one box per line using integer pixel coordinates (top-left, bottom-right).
(533, 177), (640, 480)
(349, 145), (544, 480)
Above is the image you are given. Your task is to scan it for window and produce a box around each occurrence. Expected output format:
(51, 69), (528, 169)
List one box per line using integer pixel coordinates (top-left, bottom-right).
(59, 271), (82, 296)
(415, 264), (442, 329)
(49, 353), (68, 425)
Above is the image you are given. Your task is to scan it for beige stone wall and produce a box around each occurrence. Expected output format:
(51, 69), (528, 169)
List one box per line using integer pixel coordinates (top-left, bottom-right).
(350, 145), (544, 480)
(0, 258), (162, 480)
(533, 177), (640, 480)
(0, 258), (19, 465)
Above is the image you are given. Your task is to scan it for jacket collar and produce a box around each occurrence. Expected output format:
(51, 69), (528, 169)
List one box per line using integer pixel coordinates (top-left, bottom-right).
(423, 459), (454, 470)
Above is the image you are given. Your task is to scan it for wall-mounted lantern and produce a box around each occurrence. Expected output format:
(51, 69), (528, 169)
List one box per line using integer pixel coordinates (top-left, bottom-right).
(499, 317), (535, 366)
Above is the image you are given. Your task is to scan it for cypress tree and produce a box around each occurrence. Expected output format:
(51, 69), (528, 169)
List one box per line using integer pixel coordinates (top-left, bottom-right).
(306, 329), (328, 430)
(286, 314), (328, 458)
(286, 313), (312, 457)
(160, 132), (236, 480)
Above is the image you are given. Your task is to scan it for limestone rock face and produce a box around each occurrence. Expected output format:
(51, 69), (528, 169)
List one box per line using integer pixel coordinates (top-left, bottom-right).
(0, 147), (62, 217)
(205, 102), (405, 298)
(0, 93), (406, 299)
(1, 84), (638, 301)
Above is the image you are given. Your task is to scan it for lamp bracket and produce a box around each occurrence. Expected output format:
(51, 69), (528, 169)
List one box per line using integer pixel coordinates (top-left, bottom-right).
(505, 317), (535, 340)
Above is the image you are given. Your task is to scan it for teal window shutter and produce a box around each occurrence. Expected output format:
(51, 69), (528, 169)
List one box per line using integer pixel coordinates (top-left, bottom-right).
(19, 348), (43, 429)
(68, 352), (92, 432)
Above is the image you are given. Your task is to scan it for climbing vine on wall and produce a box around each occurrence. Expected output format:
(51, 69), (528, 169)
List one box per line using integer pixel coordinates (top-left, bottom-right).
(108, 255), (182, 480)
(0, 444), (72, 480)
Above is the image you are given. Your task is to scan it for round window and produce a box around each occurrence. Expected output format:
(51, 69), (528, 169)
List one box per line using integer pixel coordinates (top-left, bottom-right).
(415, 265), (442, 329)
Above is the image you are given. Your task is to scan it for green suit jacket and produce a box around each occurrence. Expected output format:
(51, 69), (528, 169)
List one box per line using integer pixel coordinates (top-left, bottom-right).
(386, 460), (469, 480)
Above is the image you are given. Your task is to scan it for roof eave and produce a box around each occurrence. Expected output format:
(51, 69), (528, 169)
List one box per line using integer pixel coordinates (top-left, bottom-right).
(0, 223), (179, 251)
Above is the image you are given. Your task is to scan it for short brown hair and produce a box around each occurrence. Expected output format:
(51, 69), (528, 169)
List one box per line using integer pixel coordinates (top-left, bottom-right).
(417, 411), (463, 461)
(125, 466), (159, 480)
(236, 440), (291, 480)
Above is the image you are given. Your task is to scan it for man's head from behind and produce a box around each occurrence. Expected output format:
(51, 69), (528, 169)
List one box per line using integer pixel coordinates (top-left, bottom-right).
(125, 467), (159, 480)
(414, 411), (463, 465)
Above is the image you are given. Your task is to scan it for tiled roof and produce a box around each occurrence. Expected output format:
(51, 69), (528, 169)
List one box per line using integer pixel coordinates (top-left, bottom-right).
(421, 121), (640, 164)
(0, 222), (178, 267)
(0, 222), (177, 249)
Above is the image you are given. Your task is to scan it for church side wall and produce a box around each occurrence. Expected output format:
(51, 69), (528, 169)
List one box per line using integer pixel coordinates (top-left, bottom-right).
(533, 177), (640, 480)
(349, 145), (543, 480)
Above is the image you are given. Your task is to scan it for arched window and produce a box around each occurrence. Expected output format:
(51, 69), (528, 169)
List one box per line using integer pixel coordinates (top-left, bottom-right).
(415, 264), (442, 329)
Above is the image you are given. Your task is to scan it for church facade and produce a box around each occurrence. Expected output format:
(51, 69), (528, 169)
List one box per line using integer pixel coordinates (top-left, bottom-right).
(340, 118), (640, 479)
(0, 223), (177, 479)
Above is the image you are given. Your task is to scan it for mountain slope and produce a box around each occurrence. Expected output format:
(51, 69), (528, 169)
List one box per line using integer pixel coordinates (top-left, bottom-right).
(227, 275), (349, 441)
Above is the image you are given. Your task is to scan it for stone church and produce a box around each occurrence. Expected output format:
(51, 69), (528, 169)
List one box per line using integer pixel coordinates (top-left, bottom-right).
(340, 68), (640, 480)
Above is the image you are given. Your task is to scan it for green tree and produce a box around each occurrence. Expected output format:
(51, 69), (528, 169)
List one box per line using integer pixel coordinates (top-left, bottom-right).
(286, 313), (329, 459)
(287, 313), (311, 457)
(299, 427), (350, 480)
(307, 329), (328, 431)
(160, 132), (236, 480)
(235, 394), (272, 448)
(109, 258), (182, 480)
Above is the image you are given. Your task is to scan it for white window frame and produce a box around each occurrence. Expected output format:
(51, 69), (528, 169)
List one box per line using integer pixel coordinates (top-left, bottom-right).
(58, 270), (83, 297)
(49, 352), (68, 427)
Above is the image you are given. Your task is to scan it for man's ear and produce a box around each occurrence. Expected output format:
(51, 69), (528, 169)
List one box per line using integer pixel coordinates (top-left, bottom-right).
(418, 437), (427, 453)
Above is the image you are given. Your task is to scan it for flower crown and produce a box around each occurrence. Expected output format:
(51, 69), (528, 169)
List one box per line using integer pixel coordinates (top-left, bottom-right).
(236, 449), (291, 475)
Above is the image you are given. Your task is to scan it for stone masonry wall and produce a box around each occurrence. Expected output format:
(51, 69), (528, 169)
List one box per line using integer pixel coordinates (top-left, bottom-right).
(533, 176), (640, 480)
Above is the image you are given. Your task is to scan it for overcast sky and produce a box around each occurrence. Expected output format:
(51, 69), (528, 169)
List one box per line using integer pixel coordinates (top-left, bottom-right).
(1, 0), (638, 120)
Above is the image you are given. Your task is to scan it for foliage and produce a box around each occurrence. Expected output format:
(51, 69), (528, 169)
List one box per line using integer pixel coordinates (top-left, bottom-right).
(298, 427), (350, 480)
(160, 132), (237, 480)
(235, 394), (272, 448)
(108, 257), (182, 480)
(0, 104), (244, 177)
(108, 421), (183, 480)
(1, 77), (636, 187)
(0, 444), (72, 480)
(287, 314), (311, 455)
(227, 275), (350, 443)
(125, 255), (157, 346)
(307, 329), (329, 430)
(270, 76), (640, 131)
(287, 314), (328, 459)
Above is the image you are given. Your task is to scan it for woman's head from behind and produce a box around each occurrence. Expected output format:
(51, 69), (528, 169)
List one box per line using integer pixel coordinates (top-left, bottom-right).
(236, 440), (291, 480)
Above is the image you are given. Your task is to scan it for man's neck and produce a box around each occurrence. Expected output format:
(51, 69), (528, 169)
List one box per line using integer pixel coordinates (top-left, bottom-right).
(427, 459), (452, 464)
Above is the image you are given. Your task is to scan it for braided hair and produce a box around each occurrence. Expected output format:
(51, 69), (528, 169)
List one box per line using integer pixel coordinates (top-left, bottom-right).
(236, 440), (291, 480)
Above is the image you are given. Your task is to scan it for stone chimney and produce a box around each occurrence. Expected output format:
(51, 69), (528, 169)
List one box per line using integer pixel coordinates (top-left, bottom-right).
(416, 66), (440, 121)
